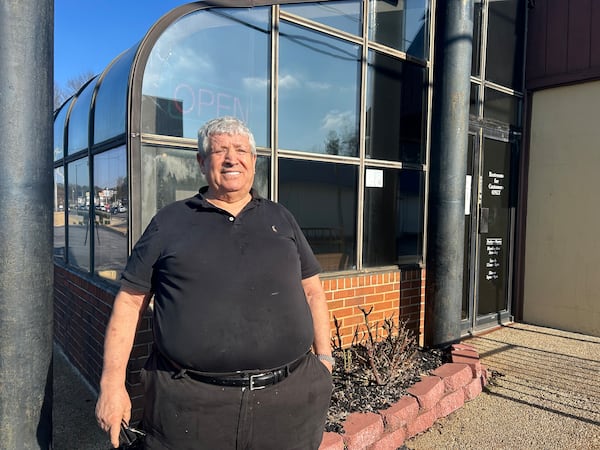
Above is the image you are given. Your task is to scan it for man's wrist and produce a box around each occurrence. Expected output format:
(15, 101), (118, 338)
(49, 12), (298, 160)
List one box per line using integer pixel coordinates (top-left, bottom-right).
(316, 354), (335, 366)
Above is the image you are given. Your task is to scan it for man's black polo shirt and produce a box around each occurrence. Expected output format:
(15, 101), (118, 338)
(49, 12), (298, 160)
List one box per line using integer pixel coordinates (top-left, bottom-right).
(121, 188), (321, 372)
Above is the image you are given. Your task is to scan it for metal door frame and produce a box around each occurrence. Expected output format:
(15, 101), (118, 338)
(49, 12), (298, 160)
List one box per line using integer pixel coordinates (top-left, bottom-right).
(462, 123), (517, 335)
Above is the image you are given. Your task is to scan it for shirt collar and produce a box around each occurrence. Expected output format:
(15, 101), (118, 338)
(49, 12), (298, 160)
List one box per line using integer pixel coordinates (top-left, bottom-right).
(192, 187), (262, 211)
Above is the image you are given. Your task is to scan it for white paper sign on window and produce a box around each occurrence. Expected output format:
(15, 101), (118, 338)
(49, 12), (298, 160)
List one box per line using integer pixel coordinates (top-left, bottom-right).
(465, 175), (472, 215)
(365, 168), (384, 188)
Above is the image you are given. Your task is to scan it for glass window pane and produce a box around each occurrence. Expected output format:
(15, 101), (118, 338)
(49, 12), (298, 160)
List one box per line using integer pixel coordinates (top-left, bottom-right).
(485, 0), (525, 90)
(484, 88), (520, 126)
(68, 78), (96, 155)
(67, 158), (90, 271)
(253, 155), (270, 200)
(363, 168), (424, 266)
(54, 98), (73, 161)
(142, 8), (270, 146)
(140, 146), (205, 231)
(94, 48), (137, 144)
(94, 147), (128, 281)
(54, 167), (66, 260)
(279, 159), (357, 271)
(471, 0), (483, 77)
(278, 22), (360, 155)
(368, 0), (429, 60)
(366, 51), (426, 163)
(281, 0), (363, 36)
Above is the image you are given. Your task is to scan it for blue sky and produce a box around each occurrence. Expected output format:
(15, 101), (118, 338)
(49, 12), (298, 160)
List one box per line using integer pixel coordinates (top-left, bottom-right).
(54, 0), (187, 88)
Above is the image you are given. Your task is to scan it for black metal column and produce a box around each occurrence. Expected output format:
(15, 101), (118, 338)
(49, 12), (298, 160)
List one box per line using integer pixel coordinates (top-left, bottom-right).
(0, 1), (54, 448)
(425, 0), (474, 348)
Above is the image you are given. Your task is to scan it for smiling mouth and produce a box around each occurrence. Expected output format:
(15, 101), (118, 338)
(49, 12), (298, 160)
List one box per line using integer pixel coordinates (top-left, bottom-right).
(222, 171), (241, 176)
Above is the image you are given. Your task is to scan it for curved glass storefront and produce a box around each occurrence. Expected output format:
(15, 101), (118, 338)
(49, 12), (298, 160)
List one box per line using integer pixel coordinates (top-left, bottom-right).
(141, 8), (271, 143)
(54, 0), (433, 281)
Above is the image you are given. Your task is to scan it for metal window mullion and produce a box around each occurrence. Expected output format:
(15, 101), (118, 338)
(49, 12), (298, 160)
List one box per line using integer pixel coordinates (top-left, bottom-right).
(356, 0), (370, 271)
(367, 40), (428, 69)
(484, 80), (524, 98)
(277, 150), (360, 165)
(64, 163), (70, 265)
(422, 0), (437, 268)
(59, 99), (75, 263)
(271, 5), (280, 203)
(88, 152), (95, 274)
(140, 133), (197, 149)
(479, 0), (490, 119)
(88, 79), (99, 276)
(279, 10), (363, 46)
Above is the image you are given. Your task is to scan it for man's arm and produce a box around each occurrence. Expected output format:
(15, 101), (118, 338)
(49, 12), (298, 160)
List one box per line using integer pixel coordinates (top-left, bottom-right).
(95, 288), (151, 448)
(302, 274), (333, 372)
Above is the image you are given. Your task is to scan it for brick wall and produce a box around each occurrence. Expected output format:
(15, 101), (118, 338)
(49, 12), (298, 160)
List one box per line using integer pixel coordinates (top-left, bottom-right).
(323, 268), (425, 347)
(54, 264), (116, 390)
(53, 263), (151, 422)
(54, 264), (425, 422)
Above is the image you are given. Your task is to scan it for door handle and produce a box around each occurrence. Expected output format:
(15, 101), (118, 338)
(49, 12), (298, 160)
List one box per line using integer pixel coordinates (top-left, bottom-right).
(479, 207), (489, 234)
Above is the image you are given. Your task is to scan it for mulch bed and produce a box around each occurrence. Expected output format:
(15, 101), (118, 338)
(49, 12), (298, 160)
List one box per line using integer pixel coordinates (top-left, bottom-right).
(325, 346), (449, 433)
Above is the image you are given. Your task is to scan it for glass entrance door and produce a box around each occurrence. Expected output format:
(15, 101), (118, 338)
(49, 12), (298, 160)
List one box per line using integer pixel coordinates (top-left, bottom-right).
(462, 132), (515, 333)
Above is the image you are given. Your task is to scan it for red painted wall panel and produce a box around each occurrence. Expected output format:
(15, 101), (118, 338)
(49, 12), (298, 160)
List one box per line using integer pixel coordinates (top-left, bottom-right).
(526, 0), (600, 90)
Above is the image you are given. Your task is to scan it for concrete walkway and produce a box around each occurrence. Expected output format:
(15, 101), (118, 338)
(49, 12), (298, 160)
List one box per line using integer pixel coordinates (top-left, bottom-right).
(53, 345), (107, 449)
(53, 323), (600, 449)
(405, 323), (600, 449)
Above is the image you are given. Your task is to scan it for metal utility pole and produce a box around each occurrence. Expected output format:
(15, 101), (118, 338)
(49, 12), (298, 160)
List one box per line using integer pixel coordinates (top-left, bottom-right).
(0, 1), (54, 448)
(425, 0), (474, 348)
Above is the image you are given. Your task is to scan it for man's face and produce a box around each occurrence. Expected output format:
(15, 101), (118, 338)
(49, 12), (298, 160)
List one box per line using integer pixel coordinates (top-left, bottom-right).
(197, 133), (257, 201)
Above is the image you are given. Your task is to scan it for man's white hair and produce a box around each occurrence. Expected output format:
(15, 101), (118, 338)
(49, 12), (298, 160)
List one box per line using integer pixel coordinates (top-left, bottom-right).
(197, 116), (256, 157)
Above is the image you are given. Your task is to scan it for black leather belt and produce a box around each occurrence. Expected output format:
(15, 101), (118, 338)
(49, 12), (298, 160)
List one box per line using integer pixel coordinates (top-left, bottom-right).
(169, 352), (309, 391)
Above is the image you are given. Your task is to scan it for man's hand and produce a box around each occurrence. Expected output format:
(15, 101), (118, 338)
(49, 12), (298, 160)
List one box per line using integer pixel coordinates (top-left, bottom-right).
(95, 384), (132, 448)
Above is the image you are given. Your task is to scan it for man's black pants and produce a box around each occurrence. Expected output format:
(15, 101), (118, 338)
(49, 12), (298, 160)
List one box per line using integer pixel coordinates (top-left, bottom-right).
(140, 352), (333, 449)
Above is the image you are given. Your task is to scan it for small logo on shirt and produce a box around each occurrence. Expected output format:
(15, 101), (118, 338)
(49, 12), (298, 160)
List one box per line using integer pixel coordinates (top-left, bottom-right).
(271, 225), (278, 233)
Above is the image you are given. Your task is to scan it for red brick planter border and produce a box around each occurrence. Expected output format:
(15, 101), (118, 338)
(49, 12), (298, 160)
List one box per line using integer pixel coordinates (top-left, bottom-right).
(319, 343), (488, 450)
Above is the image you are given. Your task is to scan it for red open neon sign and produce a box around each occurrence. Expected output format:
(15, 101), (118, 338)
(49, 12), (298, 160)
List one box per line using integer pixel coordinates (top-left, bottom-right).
(173, 83), (249, 122)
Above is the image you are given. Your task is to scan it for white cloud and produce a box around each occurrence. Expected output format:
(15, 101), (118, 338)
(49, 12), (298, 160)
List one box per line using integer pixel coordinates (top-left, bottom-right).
(321, 110), (354, 131)
(278, 73), (301, 89)
(143, 45), (214, 94)
(243, 77), (269, 89)
(306, 81), (331, 90)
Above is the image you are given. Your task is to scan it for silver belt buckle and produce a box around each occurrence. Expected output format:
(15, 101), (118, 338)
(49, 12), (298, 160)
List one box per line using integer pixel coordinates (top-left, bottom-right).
(249, 373), (267, 391)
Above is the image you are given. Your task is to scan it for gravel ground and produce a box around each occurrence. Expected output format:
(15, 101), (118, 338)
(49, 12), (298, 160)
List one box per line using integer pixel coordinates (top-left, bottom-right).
(404, 323), (600, 450)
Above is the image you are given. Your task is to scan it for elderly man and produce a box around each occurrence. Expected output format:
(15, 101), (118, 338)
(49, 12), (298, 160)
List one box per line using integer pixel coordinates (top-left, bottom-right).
(96, 116), (333, 449)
